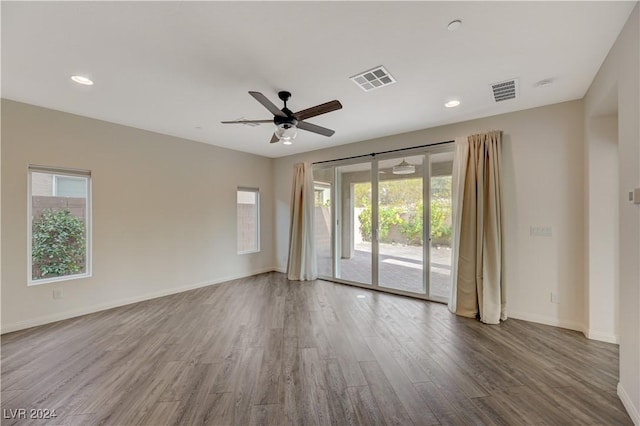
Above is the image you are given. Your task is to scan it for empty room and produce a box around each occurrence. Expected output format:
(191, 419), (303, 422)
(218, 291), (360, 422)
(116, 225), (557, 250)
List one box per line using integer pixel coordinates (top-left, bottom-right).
(1, 1), (639, 425)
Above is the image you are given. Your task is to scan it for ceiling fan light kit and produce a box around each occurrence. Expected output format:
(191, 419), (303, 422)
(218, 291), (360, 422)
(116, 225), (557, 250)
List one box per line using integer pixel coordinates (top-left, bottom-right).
(275, 125), (297, 144)
(222, 90), (342, 144)
(392, 159), (416, 175)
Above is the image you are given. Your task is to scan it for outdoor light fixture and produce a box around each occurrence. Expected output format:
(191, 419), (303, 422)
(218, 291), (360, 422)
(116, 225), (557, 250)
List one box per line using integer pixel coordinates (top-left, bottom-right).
(392, 159), (416, 175)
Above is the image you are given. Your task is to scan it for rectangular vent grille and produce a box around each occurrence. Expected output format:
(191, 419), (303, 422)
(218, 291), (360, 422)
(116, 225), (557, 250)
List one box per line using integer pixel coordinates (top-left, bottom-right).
(350, 66), (396, 92)
(491, 79), (518, 102)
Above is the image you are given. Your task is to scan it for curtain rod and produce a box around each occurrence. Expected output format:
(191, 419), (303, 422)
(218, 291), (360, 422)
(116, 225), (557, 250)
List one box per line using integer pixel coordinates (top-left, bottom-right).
(311, 140), (455, 165)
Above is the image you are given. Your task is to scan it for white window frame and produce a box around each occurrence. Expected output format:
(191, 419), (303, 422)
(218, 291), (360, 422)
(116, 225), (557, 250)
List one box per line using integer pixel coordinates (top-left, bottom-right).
(237, 187), (260, 254)
(28, 165), (92, 285)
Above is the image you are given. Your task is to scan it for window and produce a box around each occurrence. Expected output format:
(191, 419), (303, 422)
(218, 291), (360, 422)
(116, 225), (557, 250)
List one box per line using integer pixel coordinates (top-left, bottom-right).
(28, 166), (91, 284)
(54, 175), (87, 197)
(237, 188), (259, 254)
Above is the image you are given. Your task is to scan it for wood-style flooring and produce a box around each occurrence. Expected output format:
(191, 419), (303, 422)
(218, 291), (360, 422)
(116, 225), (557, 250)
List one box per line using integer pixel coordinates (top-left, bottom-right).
(1, 272), (632, 425)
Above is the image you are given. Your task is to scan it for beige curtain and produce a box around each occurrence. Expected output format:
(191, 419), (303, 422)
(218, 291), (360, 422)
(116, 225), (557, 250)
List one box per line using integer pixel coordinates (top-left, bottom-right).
(287, 162), (318, 281)
(451, 131), (505, 324)
(448, 137), (469, 315)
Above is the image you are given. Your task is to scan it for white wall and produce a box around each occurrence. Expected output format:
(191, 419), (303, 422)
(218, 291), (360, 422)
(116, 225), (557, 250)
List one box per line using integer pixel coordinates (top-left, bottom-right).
(1, 99), (275, 333)
(274, 100), (586, 331)
(584, 4), (640, 423)
(585, 114), (619, 344)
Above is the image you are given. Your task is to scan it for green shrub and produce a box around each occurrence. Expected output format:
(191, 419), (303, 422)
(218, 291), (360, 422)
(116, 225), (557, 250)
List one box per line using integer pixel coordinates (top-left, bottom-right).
(379, 206), (404, 240)
(359, 206), (372, 241)
(359, 200), (451, 246)
(430, 198), (452, 244)
(359, 205), (410, 242)
(32, 209), (86, 279)
(356, 176), (452, 246)
(401, 202), (423, 245)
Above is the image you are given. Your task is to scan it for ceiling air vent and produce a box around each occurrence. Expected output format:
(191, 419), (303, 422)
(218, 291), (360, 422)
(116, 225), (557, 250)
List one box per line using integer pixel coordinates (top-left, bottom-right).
(350, 66), (396, 92)
(491, 79), (518, 102)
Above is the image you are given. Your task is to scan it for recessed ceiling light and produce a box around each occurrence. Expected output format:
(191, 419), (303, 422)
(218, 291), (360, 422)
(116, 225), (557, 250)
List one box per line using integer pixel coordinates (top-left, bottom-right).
(447, 20), (462, 31)
(445, 99), (461, 108)
(70, 75), (93, 86)
(356, 294), (366, 299)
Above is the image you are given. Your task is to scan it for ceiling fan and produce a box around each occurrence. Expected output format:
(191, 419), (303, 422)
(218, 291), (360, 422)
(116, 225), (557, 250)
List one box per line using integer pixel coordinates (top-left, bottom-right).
(221, 91), (342, 144)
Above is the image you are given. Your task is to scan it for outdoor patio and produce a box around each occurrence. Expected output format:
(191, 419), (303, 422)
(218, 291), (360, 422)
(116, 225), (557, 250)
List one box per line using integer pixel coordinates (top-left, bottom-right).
(318, 242), (451, 299)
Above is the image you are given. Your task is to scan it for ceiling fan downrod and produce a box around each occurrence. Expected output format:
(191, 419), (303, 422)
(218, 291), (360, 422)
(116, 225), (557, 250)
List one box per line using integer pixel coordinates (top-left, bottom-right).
(275, 91), (296, 128)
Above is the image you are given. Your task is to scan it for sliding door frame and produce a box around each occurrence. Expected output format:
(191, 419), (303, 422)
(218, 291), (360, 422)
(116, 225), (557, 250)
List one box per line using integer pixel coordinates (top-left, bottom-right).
(314, 143), (453, 303)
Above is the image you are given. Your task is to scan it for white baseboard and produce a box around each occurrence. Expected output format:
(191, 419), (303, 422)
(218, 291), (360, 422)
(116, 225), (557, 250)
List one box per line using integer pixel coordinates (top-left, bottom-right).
(618, 382), (640, 425)
(508, 312), (620, 345)
(1, 267), (278, 334)
(585, 329), (619, 344)
(508, 310), (584, 333)
(509, 311), (620, 344)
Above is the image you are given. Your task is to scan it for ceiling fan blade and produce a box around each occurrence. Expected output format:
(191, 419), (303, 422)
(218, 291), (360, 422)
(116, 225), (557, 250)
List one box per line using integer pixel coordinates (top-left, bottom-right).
(294, 100), (342, 121)
(297, 121), (335, 137)
(249, 91), (286, 117)
(220, 119), (273, 124)
(270, 133), (279, 144)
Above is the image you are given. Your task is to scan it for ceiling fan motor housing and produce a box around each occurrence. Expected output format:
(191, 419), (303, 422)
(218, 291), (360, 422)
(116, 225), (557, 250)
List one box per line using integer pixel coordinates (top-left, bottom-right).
(274, 114), (297, 129)
(276, 91), (296, 128)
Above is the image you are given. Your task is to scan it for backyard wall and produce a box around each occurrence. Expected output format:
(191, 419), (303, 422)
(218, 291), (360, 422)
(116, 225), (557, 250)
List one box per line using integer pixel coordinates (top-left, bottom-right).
(31, 196), (86, 221)
(1, 99), (275, 333)
(275, 100), (586, 333)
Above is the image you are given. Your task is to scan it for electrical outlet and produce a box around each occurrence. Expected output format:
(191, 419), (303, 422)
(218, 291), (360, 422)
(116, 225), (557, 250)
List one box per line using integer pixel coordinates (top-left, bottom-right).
(550, 292), (559, 304)
(53, 289), (63, 300)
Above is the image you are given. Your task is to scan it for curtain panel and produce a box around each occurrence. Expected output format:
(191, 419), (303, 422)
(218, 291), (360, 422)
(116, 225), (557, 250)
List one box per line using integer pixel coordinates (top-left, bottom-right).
(287, 162), (318, 281)
(449, 131), (505, 324)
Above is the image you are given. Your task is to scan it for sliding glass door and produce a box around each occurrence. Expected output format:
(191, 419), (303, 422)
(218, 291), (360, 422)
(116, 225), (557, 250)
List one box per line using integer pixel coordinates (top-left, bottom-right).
(377, 155), (426, 294)
(312, 145), (454, 302)
(313, 168), (334, 277)
(428, 152), (453, 301)
(335, 162), (372, 285)
(313, 161), (373, 285)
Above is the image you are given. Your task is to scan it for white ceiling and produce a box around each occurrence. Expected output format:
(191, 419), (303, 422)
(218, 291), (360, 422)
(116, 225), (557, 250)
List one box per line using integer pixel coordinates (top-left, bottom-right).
(2, 1), (635, 158)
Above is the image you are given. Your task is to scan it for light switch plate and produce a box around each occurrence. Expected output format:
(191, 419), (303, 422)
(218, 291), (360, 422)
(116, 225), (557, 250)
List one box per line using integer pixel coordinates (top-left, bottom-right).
(530, 226), (552, 237)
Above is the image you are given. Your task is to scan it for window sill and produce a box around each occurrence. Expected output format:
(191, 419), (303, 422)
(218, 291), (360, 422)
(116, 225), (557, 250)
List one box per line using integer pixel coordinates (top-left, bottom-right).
(238, 250), (260, 255)
(28, 272), (92, 286)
